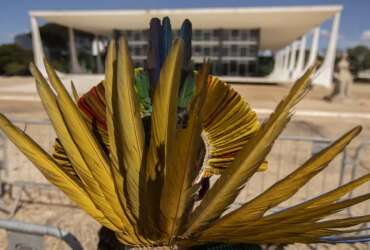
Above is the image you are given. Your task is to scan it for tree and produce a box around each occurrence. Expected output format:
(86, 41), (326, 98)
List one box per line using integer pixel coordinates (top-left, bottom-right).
(0, 44), (32, 76)
(0, 23), (96, 76)
(256, 55), (274, 76)
(347, 45), (370, 77)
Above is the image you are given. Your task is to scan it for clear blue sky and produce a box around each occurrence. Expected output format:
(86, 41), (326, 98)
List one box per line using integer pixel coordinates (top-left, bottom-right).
(1, 0), (370, 49)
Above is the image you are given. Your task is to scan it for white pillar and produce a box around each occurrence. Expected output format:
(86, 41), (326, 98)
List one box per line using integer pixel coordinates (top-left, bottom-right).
(68, 27), (83, 73)
(313, 12), (341, 87)
(292, 35), (307, 80)
(93, 36), (104, 73)
(30, 15), (46, 74)
(283, 47), (291, 71)
(305, 27), (320, 72)
(268, 50), (283, 79)
(288, 41), (299, 79)
(281, 46), (291, 81)
(276, 52), (283, 72)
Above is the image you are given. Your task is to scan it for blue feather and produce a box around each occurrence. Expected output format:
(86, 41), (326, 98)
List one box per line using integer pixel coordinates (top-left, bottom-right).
(147, 18), (162, 94)
(179, 19), (192, 70)
(161, 16), (172, 66)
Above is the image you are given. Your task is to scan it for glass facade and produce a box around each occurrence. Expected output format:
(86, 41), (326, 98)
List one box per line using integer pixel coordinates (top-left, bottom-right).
(117, 28), (260, 76)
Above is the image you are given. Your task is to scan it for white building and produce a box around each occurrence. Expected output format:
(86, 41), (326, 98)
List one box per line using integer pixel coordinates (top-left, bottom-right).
(29, 5), (342, 88)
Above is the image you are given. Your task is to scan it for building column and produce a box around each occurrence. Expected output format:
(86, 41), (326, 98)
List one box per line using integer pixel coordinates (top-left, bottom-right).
(277, 50), (286, 80)
(281, 46), (291, 81)
(313, 12), (341, 87)
(268, 50), (282, 79)
(30, 16), (46, 75)
(288, 41), (299, 79)
(292, 35), (307, 80)
(305, 27), (320, 72)
(68, 27), (83, 73)
(282, 47), (289, 71)
(92, 36), (104, 73)
(275, 51), (283, 72)
(279, 51), (285, 69)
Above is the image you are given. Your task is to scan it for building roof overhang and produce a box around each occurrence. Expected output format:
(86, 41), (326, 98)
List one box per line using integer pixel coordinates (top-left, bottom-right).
(30, 5), (342, 50)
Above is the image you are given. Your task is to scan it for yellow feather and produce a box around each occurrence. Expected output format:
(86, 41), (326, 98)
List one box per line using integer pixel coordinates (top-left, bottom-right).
(285, 193), (370, 224)
(240, 215), (370, 243)
(116, 37), (145, 219)
(201, 76), (261, 176)
(201, 193), (370, 242)
(200, 126), (361, 237)
(0, 113), (116, 230)
(70, 81), (79, 102)
(143, 39), (184, 240)
(42, 59), (133, 238)
(30, 63), (125, 231)
(217, 173), (370, 241)
(103, 39), (148, 245)
(262, 173), (370, 222)
(183, 65), (318, 237)
(160, 63), (210, 243)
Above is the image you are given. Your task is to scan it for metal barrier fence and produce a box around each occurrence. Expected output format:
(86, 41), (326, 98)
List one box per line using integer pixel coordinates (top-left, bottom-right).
(0, 219), (83, 250)
(0, 119), (369, 248)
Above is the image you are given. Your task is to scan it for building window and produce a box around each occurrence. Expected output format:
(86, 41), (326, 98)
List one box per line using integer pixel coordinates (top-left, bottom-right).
(241, 31), (248, 40)
(212, 46), (219, 55)
(122, 27), (259, 77)
(231, 29), (239, 38)
(142, 30), (148, 40)
(239, 63), (246, 75)
(231, 45), (238, 56)
(204, 47), (211, 56)
(250, 45), (258, 55)
(251, 30), (259, 41)
(222, 63), (229, 75)
(222, 47), (229, 56)
(135, 47), (141, 55)
(230, 61), (237, 75)
(212, 29), (219, 38)
(204, 31), (211, 40)
(142, 44), (148, 53)
(248, 62), (257, 73)
(134, 32), (141, 40)
(194, 46), (201, 55)
(194, 30), (202, 40)
(240, 47), (247, 57)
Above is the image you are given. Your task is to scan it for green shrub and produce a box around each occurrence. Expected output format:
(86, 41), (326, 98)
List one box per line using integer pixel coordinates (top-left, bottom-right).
(0, 44), (32, 76)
